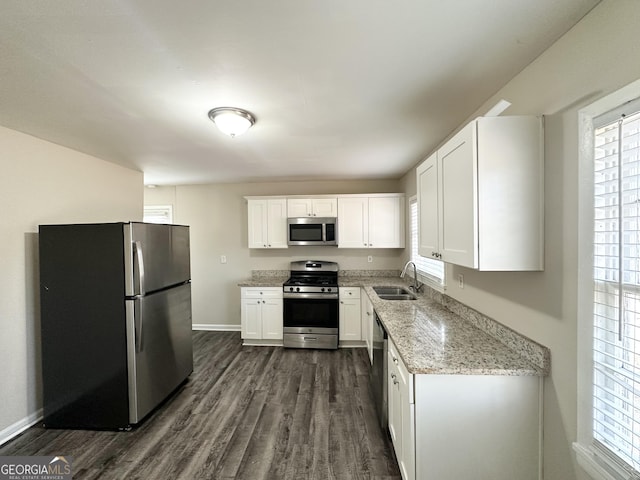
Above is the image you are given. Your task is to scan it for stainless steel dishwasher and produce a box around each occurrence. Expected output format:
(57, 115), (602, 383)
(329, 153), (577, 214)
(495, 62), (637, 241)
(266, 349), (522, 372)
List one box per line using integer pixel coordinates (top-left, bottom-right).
(370, 311), (388, 429)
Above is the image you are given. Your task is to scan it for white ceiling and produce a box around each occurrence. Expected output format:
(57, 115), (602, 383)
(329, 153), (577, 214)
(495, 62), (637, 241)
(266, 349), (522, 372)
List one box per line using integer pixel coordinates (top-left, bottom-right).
(0, 0), (600, 185)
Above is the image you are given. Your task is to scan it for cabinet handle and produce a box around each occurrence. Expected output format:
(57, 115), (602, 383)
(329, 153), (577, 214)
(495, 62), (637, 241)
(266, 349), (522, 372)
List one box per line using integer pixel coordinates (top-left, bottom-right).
(348, 291), (352, 295)
(256, 300), (260, 304)
(391, 373), (396, 379)
(263, 300), (266, 304)
(392, 356), (398, 364)
(393, 378), (399, 385)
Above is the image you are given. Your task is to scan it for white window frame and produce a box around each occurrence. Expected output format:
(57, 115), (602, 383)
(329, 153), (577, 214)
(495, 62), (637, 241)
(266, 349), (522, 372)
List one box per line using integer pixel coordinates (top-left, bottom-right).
(143, 205), (173, 224)
(408, 195), (446, 291)
(575, 79), (640, 480)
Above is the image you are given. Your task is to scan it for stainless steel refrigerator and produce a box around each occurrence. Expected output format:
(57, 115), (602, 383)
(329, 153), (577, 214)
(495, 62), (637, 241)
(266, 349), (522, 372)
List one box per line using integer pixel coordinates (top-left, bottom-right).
(39, 222), (193, 430)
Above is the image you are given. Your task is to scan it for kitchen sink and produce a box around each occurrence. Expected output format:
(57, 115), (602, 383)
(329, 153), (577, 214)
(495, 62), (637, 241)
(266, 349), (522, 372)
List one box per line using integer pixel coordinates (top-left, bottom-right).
(372, 286), (417, 301)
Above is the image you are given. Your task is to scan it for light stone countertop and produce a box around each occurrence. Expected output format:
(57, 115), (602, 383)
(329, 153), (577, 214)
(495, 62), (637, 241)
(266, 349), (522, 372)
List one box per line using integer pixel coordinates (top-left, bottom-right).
(238, 272), (548, 377)
(237, 276), (289, 287)
(348, 278), (545, 376)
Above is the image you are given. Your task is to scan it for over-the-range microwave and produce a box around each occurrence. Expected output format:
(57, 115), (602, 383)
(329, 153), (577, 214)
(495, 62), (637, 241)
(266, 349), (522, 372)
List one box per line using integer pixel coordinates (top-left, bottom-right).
(287, 217), (338, 246)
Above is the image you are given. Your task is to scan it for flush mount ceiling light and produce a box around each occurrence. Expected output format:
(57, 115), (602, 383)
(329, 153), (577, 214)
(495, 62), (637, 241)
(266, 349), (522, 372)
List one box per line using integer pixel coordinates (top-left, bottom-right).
(207, 107), (255, 137)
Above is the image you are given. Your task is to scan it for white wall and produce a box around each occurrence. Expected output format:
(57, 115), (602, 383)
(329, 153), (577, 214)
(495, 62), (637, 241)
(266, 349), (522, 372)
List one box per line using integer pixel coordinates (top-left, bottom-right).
(402, 2), (640, 479)
(145, 179), (404, 329)
(0, 126), (143, 442)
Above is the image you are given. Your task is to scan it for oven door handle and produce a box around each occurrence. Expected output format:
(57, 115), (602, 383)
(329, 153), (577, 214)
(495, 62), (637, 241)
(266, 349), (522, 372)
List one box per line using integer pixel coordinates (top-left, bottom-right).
(283, 292), (339, 300)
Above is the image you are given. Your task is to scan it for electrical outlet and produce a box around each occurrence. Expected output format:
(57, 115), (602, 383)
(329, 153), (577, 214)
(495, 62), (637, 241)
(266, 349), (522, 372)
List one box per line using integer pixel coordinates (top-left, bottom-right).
(367, 255), (373, 263)
(457, 274), (464, 289)
(220, 255), (227, 264)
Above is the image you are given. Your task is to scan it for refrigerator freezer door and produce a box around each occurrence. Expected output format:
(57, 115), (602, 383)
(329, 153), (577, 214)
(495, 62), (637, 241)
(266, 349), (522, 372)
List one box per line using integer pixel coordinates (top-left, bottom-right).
(126, 223), (191, 296)
(126, 282), (193, 423)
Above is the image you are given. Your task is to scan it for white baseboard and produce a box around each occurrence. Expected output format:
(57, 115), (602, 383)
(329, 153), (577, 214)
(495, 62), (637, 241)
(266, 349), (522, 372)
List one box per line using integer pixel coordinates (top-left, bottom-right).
(192, 324), (241, 332)
(0, 409), (43, 447)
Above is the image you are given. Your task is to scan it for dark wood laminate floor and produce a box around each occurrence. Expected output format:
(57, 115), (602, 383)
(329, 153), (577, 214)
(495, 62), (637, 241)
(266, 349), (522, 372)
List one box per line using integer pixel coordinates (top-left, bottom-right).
(1, 332), (400, 479)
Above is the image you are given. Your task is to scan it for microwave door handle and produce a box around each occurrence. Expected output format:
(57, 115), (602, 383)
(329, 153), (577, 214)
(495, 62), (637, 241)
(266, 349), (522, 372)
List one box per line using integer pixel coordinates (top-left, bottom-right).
(322, 223), (326, 243)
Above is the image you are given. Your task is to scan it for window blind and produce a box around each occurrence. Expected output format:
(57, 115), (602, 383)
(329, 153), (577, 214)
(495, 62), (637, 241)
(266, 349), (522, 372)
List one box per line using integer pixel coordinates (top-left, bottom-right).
(593, 109), (640, 473)
(409, 198), (445, 285)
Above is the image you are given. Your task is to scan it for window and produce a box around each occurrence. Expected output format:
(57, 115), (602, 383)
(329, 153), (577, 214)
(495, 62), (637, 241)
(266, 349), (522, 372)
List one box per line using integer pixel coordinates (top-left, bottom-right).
(409, 197), (445, 288)
(143, 205), (173, 224)
(591, 105), (640, 476)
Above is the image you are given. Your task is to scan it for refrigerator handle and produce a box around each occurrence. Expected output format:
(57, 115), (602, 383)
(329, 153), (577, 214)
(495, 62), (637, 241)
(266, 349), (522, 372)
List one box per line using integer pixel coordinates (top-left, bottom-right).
(133, 241), (146, 296)
(135, 297), (144, 353)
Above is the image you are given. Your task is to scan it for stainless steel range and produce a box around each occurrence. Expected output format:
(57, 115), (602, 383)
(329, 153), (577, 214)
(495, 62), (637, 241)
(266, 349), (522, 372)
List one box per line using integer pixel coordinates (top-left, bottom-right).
(283, 260), (339, 349)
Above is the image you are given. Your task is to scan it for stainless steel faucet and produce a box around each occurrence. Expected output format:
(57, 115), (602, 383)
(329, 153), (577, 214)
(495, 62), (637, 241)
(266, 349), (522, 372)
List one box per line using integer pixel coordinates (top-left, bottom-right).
(400, 261), (423, 292)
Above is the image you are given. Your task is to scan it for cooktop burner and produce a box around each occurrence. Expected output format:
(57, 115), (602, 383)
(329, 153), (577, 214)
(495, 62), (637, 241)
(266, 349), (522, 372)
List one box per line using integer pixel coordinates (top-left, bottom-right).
(284, 276), (338, 287)
(283, 260), (339, 293)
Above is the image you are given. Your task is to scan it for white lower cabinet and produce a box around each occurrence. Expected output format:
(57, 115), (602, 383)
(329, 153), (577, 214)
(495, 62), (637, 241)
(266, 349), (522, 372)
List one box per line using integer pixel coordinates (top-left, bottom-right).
(388, 340), (415, 480)
(339, 287), (361, 342)
(240, 287), (283, 342)
(388, 338), (541, 480)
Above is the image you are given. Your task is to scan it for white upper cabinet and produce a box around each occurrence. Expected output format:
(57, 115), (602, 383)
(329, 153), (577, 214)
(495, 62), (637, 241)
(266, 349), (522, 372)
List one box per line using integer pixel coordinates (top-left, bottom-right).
(337, 197), (369, 248)
(416, 153), (439, 259)
(417, 116), (543, 270)
(247, 198), (288, 249)
(287, 197), (337, 217)
(337, 194), (405, 248)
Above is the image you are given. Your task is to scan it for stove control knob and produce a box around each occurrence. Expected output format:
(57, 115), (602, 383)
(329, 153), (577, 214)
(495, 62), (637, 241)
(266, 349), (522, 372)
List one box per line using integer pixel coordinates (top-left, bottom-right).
(327, 287), (332, 292)
(321, 287), (325, 292)
(296, 287), (300, 292)
(289, 287), (294, 292)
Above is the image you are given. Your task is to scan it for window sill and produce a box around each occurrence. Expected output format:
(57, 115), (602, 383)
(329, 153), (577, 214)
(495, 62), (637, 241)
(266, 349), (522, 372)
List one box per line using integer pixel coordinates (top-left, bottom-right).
(573, 442), (637, 480)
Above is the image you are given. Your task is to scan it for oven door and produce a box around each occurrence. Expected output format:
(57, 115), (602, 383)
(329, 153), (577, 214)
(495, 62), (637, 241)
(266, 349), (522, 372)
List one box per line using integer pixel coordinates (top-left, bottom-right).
(283, 294), (339, 334)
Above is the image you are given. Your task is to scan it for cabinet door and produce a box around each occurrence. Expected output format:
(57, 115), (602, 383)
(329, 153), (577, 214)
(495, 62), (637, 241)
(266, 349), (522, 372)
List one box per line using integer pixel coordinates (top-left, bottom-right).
(312, 198), (338, 217)
(241, 298), (262, 339)
(247, 200), (268, 248)
(438, 123), (478, 268)
(266, 199), (288, 248)
(261, 298), (283, 340)
(388, 348), (402, 459)
(337, 197), (369, 248)
(417, 153), (439, 258)
(362, 294), (374, 364)
(287, 198), (312, 217)
(368, 196), (404, 248)
(339, 296), (361, 341)
(398, 357), (415, 480)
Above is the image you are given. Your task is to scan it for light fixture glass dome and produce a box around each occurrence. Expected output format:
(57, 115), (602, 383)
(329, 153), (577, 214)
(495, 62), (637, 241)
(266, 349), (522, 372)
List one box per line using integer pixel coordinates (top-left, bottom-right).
(208, 107), (255, 137)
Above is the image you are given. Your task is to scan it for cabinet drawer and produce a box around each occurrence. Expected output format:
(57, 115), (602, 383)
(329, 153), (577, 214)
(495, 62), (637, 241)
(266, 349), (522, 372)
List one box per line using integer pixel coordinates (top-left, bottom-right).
(241, 287), (283, 299)
(339, 287), (361, 299)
